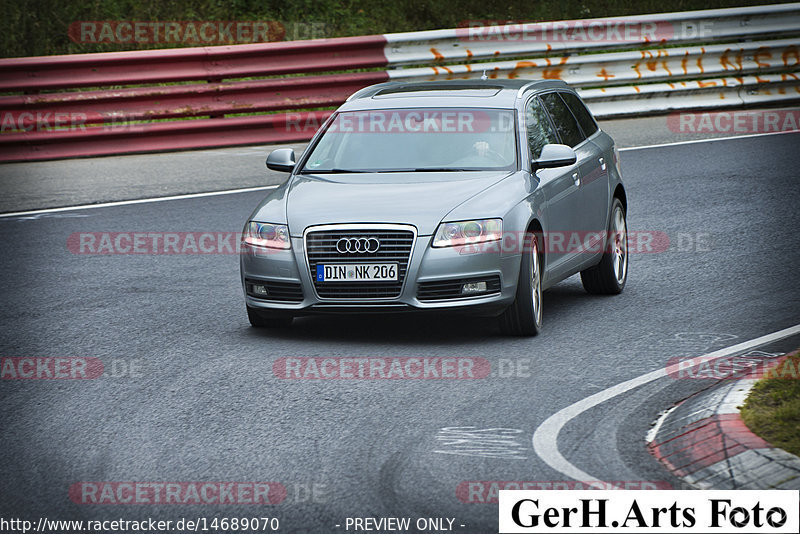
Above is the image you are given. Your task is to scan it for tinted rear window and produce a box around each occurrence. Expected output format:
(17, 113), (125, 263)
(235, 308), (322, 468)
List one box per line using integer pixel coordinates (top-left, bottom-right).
(540, 93), (585, 148)
(560, 92), (598, 137)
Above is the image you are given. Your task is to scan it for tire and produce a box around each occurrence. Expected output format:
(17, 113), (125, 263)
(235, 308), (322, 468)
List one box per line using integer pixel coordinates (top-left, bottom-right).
(500, 232), (543, 336)
(580, 198), (628, 295)
(247, 305), (293, 328)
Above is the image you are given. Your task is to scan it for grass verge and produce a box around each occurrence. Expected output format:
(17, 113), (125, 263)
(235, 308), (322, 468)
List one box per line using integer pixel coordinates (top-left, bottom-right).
(740, 349), (800, 457)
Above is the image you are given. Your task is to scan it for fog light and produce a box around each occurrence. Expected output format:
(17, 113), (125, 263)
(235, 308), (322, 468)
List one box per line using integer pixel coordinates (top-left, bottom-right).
(250, 284), (268, 296)
(461, 281), (487, 295)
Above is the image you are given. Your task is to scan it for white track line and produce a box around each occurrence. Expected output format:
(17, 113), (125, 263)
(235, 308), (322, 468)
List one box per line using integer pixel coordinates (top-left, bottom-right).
(618, 129), (799, 152)
(531, 323), (800, 483)
(645, 405), (677, 444)
(2, 129), (797, 218)
(0, 185), (279, 219)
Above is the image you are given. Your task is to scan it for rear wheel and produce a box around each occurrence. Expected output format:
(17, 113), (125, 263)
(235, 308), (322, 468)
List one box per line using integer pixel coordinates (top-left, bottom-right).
(500, 232), (542, 336)
(247, 305), (293, 328)
(580, 198), (628, 294)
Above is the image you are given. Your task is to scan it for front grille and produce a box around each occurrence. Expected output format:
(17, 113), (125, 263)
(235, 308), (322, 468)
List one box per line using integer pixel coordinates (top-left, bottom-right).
(245, 279), (304, 302)
(305, 227), (415, 299)
(417, 276), (501, 301)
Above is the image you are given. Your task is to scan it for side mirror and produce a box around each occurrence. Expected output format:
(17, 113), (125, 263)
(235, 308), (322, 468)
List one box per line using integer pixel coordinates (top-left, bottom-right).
(266, 148), (296, 173)
(534, 144), (577, 169)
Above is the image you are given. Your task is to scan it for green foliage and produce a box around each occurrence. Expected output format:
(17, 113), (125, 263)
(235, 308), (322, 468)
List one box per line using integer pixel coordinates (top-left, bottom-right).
(0, 0), (793, 58)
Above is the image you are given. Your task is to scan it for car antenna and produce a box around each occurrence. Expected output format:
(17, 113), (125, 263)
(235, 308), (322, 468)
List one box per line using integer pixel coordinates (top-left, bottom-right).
(480, 70), (488, 81)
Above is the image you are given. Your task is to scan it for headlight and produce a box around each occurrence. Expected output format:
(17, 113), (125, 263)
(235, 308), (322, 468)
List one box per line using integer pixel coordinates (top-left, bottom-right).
(432, 219), (502, 248)
(242, 222), (291, 249)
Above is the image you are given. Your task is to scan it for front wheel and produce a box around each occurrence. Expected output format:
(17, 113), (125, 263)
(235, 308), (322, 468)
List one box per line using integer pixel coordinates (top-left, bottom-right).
(500, 232), (542, 336)
(580, 198), (628, 294)
(247, 305), (293, 328)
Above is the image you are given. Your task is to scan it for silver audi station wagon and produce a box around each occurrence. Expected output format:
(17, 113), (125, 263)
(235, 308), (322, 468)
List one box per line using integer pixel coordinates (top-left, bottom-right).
(240, 79), (627, 335)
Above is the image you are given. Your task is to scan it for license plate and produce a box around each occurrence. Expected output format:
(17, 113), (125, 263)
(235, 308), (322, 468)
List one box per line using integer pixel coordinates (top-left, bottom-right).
(316, 263), (398, 282)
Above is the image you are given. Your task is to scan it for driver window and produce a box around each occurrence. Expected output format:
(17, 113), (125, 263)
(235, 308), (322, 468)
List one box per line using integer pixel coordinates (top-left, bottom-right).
(525, 98), (559, 160)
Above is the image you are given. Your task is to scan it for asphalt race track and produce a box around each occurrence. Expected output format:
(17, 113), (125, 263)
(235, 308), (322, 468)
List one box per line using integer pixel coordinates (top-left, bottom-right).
(1, 131), (799, 532)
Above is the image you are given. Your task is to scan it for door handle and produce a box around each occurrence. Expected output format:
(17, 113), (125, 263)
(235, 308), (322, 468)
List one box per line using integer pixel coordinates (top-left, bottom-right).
(599, 157), (606, 170)
(572, 172), (581, 187)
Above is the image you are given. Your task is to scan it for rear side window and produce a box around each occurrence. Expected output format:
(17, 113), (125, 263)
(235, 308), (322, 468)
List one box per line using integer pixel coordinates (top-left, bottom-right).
(560, 92), (598, 137)
(540, 92), (585, 148)
(525, 98), (559, 159)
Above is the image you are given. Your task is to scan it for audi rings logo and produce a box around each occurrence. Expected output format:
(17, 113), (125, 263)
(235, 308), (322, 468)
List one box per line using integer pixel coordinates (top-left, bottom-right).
(336, 237), (380, 253)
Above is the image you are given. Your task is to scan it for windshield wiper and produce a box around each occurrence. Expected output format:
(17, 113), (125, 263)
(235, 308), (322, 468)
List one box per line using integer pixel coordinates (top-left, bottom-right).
(299, 168), (371, 174)
(371, 168), (486, 173)
(300, 167), (487, 174)
(411, 167), (483, 172)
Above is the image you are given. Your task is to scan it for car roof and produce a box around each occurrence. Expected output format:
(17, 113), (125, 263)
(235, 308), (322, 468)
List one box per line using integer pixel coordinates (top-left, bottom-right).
(339, 79), (571, 111)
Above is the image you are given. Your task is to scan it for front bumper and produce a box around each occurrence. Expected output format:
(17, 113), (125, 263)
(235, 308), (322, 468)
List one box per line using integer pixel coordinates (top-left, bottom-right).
(240, 234), (521, 317)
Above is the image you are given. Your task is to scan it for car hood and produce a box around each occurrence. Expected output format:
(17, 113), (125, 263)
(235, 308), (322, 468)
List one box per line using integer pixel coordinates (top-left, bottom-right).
(285, 171), (511, 236)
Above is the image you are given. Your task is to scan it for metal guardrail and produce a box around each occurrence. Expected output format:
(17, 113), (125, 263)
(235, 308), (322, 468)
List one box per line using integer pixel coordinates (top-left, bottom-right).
(584, 73), (800, 117)
(383, 4), (800, 64)
(390, 39), (799, 87)
(0, 4), (798, 161)
(0, 36), (389, 91)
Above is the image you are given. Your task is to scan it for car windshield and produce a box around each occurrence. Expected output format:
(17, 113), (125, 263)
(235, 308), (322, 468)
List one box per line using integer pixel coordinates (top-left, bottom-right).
(300, 108), (517, 173)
